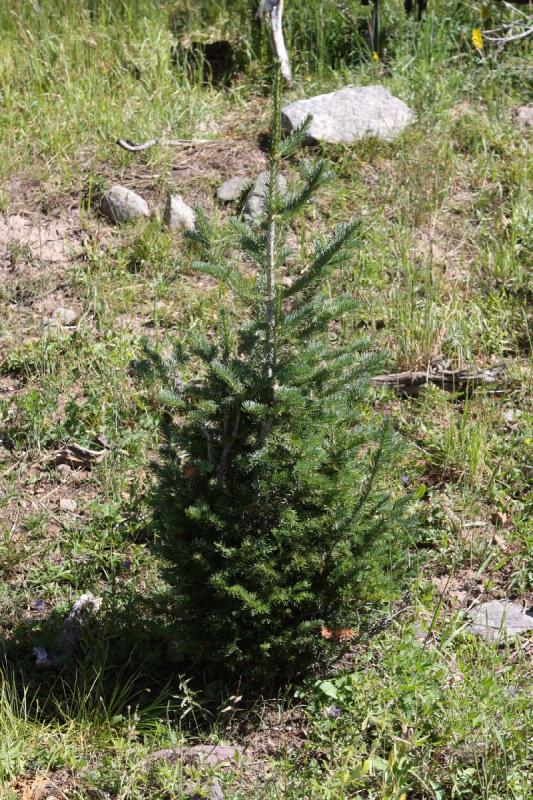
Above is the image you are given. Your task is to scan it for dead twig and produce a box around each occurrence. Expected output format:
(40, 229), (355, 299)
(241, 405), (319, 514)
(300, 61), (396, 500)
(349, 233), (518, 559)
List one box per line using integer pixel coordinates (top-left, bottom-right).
(484, 26), (533, 43)
(52, 441), (108, 469)
(116, 137), (219, 152)
(482, 4), (532, 44)
(372, 364), (506, 397)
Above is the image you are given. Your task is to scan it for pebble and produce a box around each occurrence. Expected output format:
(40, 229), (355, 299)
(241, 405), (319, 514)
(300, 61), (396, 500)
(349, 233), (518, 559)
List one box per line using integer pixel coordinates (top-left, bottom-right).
(44, 307), (79, 329)
(515, 106), (533, 130)
(99, 185), (150, 224)
(164, 193), (196, 230)
(217, 176), (251, 203)
(244, 171), (287, 218)
(53, 307), (78, 326)
(467, 599), (533, 643)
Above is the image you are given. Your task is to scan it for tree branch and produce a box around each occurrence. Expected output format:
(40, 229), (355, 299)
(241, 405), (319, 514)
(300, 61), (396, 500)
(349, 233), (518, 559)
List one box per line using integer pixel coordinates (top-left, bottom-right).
(116, 137), (218, 152)
(258, 1), (292, 83)
(372, 364), (506, 397)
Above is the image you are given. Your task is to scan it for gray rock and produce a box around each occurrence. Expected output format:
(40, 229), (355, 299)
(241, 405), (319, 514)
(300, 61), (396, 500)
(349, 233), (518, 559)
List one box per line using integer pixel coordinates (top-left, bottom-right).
(53, 307), (79, 326)
(217, 176), (251, 203)
(164, 194), (196, 230)
(281, 85), (414, 144)
(467, 600), (533, 643)
(211, 779), (224, 800)
(244, 171), (288, 218)
(184, 744), (241, 766)
(59, 498), (77, 512)
(99, 186), (150, 224)
(146, 743), (242, 767)
(188, 780), (223, 800)
(44, 307), (79, 329)
(516, 106), (533, 130)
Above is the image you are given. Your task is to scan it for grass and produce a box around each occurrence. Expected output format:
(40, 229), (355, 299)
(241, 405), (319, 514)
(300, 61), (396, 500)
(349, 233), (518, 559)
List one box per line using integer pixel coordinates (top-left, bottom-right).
(0, 0), (532, 797)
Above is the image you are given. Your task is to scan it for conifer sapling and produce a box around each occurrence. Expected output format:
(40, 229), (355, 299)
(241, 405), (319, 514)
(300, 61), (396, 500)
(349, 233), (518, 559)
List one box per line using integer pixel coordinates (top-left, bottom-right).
(139, 62), (414, 681)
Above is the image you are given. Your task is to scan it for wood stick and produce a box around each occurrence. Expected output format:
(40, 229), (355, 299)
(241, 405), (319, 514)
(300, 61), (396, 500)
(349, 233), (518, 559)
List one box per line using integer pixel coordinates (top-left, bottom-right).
(258, 1), (292, 83)
(116, 137), (218, 152)
(484, 26), (533, 44)
(372, 364), (506, 396)
(270, 0), (292, 84)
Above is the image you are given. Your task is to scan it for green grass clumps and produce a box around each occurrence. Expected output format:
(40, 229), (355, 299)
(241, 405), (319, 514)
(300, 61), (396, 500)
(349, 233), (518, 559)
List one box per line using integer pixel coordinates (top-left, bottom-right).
(301, 626), (532, 800)
(138, 65), (415, 681)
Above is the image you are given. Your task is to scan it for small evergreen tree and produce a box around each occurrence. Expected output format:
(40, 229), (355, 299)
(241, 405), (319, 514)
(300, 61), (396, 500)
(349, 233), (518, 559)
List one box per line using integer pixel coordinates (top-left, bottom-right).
(140, 62), (414, 681)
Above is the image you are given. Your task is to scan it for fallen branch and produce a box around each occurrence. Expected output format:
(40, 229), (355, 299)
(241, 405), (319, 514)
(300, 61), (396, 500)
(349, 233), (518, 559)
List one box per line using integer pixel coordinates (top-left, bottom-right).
(484, 26), (533, 43)
(116, 137), (218, 152)
(503, 1), (530, 18)
(258, 1), (292, 83)
(482, 4), (532, 44)
(53, 441), (108, 469)
(372, 364), (506, 396)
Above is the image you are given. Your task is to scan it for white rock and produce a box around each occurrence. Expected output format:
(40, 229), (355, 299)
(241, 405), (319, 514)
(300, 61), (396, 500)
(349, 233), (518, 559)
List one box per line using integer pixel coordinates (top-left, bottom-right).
(99, 186), (150, 224)
(467, 600), (533, 643)
(164, 194), (196, 230)
(515, 106), (533, 130)
(44, 307), (79, 330)
(244, 171), (288, 218)
(217, 176), (251, 202)
(53, 307), (79, 326)
(59, 498), (77, 512)
(281, 86), (414, 144)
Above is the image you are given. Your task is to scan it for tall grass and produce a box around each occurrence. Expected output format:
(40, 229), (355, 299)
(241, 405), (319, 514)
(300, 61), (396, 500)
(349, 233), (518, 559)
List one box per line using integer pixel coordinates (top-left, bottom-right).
(2, 0), (515, 183)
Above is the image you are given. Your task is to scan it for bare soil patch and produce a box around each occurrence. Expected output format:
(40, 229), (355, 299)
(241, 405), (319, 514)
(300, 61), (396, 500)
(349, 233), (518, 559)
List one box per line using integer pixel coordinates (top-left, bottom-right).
(0, 213), (78, 268)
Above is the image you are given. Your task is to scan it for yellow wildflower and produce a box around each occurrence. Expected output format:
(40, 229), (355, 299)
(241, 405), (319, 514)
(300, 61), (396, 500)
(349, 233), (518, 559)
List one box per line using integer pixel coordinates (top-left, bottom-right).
(372, 51), (380, 62)
(471, 28), (483, 51)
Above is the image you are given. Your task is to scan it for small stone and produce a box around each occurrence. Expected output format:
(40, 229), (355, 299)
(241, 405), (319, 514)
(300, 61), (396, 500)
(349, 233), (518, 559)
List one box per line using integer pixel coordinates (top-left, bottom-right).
(503, 408), (521, 424)
(515, 106), (533, 130)
(99, 186), (150, 224)
(281, 85), (414, 144)
(59, 498), (77, 512)
(164, 194), (196, 230)
(184, 744), (241, 766)
(217, 176), (251, 203)
(33, 646), (52, 669)
(53, 308), (78, 326)
(211, 779), (224, 800)
(467, 600), (533, 643)
(244, 171), (287, 218)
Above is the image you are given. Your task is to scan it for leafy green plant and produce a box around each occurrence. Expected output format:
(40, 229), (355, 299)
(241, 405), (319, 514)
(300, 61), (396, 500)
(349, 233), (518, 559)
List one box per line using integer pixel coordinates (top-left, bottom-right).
(139, 61), (414, 682)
